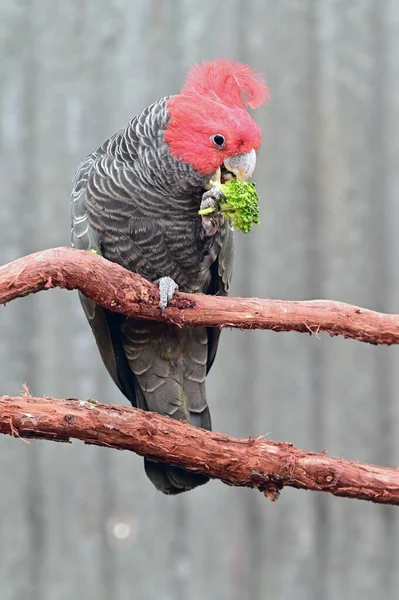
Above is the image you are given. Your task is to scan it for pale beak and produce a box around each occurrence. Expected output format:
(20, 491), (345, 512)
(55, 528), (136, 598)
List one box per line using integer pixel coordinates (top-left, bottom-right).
(223, 149), (257, 182)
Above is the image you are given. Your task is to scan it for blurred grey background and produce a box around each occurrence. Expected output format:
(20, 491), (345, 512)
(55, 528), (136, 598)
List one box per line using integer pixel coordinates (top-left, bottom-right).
(1, 1), (398, 599)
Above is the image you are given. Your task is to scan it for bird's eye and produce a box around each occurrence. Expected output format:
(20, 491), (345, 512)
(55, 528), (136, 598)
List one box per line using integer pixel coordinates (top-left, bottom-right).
(211, 134), (226, 148)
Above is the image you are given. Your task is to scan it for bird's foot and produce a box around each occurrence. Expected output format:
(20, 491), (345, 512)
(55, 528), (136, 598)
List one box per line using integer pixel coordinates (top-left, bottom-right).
(157, 276), (179, 312)
(200, 188), (225, 237)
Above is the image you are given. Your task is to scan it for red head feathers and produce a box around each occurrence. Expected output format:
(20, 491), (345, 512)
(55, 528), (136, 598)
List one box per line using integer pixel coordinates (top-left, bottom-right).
(164, 59), (270, 175)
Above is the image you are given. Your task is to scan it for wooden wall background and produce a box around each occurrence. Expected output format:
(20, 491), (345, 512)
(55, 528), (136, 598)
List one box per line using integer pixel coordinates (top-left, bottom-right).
(0, 1), (398, 598)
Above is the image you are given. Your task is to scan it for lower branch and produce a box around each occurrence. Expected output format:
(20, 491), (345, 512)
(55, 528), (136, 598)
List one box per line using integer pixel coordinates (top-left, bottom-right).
(1, 395), (398, 505)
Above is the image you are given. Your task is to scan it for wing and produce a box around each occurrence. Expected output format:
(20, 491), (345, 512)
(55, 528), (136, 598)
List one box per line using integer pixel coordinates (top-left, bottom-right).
(71, 150), (168, 401)
(71, 153), (125, 391)
(70, 100), (179, 398)
(206, 223), (234, 373)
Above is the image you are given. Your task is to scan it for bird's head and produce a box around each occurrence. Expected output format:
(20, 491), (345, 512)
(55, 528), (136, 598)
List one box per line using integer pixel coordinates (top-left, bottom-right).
(164, 59), (270, 183)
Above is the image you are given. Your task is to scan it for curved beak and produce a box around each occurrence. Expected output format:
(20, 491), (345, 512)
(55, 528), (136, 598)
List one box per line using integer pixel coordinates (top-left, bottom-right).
(223, 149), (257, 182)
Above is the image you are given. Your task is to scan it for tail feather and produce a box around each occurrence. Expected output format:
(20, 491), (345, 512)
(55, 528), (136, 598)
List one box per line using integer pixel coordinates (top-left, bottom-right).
(108, 317), (212, 494)
(144, 459), (209, 495)
(135, 378), (211, 494)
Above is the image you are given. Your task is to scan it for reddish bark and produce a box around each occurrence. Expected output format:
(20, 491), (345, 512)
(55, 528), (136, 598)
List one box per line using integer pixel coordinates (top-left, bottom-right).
(0, 247), (399, 344)
(0, 395), (398, 505)
(1, 247), (399, 504)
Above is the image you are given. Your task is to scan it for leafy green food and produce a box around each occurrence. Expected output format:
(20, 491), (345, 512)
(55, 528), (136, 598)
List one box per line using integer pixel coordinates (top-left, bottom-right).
(198, 178), (260, 234)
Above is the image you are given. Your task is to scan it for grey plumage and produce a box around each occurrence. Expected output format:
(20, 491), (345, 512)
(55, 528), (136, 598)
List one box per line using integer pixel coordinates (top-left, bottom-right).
(71, 97), (234, 494)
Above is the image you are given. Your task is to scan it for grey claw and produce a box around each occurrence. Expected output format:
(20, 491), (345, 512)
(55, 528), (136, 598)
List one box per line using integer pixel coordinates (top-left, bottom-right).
(200, 197), (219, 212)
(202, 217), (219, 237)
(200, 189), (225, 237)
(158, 276), (178, 312)
(201, 188), (225, 203)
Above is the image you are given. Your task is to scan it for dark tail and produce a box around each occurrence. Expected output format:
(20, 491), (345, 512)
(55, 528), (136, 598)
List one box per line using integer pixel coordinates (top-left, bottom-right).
(105, 312), (212, 494)
(144, 460), (209, 495)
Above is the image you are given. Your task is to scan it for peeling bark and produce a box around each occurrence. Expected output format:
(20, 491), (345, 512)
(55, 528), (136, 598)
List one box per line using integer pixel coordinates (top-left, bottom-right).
(1, 247), (399, 344)
(1, 248), (398, 505)
(0, 395), (398, 505)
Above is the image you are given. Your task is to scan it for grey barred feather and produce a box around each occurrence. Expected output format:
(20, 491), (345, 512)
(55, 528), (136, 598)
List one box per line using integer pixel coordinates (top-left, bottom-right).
(71, 96), (234, 494)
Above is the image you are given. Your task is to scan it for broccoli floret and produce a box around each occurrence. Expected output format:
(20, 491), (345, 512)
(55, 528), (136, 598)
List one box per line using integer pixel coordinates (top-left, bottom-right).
(198, 178), (260, 234)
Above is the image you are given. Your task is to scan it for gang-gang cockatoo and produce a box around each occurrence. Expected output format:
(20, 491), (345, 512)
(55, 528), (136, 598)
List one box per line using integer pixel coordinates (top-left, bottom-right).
(71, 59), (269, 494)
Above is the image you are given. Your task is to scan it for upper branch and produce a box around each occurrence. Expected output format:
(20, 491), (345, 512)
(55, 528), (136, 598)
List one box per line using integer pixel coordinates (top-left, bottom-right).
(1, 247), (399, 345)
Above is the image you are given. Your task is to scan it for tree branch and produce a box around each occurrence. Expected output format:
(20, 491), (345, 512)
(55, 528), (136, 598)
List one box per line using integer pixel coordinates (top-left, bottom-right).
(1, 246), (399, 344)
(1, 248), (398, 505)
(1, 395), (398, 505)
